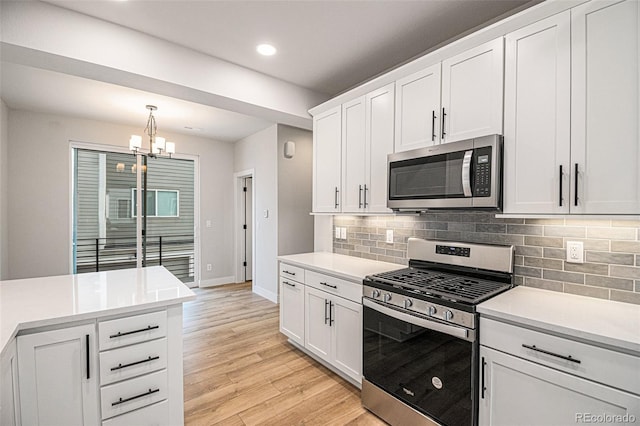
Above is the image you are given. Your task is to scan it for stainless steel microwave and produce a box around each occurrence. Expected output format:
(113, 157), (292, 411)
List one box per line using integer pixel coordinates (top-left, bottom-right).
(387, 134), (503, 211)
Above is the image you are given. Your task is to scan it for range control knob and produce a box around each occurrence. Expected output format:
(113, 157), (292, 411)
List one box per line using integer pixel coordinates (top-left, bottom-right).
(383, 293), (392, 302)
(443, 310), (454, 321)
(428, 306), (437, 316)
(403, 299), (413, 309)
(371, 289), (381, 298)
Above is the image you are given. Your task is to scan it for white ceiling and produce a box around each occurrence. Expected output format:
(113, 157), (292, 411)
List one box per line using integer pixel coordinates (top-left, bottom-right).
(0, 62), (273, 142)
(1, 0), (539, 142)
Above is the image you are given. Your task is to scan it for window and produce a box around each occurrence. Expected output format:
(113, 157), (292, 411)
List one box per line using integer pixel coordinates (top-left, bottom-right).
(132, 189), (179, 217)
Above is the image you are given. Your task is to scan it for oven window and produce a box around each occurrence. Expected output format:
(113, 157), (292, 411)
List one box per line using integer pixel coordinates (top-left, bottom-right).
(363, 305), (472, 426)
(389, 151), (465, 199)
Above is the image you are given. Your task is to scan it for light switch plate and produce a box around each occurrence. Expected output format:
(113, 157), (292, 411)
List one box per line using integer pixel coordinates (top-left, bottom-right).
(335, 227), (341, 239)
(566, 241), (584, 263)
(386, 229), (394, 243)
(340, 227), (347, 239)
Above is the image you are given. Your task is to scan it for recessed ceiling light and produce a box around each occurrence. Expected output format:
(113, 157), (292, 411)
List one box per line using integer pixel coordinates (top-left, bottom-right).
(256, 44), (277, 56)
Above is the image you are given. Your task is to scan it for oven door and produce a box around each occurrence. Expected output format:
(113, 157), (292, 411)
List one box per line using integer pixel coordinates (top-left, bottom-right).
(363, 298), (477, 426)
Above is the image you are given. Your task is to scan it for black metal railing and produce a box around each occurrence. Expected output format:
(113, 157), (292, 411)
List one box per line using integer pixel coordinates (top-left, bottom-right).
(75, 234), (194, 283)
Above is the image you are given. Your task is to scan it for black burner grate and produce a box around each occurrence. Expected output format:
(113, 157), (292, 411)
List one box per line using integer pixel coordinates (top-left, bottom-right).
(369, 267), (511, 304)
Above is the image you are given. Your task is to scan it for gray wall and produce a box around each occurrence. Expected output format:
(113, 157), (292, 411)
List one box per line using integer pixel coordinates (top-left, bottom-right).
(5, 109), (234, 282)
(0, 100), (8, 280)
(234, 125), (279, 301)
(277, 124), (313, 256)
(333, 214), (640, 305)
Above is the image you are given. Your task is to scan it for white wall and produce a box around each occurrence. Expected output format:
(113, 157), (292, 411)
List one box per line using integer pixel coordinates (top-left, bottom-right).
(277, 124), (313, 256)
(5, 109), (235, 282)
(0, 100), (8, 279)
(234, 125), (279, 302)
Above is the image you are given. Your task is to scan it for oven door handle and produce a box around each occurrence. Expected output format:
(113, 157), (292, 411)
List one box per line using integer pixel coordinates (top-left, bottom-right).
(363, 298), (474, 342)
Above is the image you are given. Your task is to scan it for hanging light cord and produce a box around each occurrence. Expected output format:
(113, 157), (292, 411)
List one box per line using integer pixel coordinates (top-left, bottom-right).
(144, 105), (157, 151)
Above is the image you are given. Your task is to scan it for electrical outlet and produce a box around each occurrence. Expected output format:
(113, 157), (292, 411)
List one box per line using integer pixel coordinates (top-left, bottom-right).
(340, 227), (347, 240)
(335, 227), (341, 239)
(566, 241), (584, 263)
(386, 229), (394, 243)
(206, 263), (212, 271)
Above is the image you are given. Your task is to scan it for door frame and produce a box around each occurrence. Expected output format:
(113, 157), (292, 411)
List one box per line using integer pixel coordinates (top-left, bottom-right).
(233, 169), (255, 286)
(68, 140), (200, 287)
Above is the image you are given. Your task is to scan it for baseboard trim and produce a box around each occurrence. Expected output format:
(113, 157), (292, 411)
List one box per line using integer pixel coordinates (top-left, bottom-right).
(199, 276), (235, 288)
(252, 284), (278, 304)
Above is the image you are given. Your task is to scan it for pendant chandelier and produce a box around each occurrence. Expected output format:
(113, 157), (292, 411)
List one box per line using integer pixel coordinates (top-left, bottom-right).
(129, 105), (176, 158)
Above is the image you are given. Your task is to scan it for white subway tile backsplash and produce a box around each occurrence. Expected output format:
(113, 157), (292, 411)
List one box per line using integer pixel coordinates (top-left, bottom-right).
(332, 213), (640, 305)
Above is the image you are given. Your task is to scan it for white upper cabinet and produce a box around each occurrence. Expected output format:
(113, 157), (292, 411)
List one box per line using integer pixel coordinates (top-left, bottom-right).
(394, 64), (441, 152)
(571, 0), (640, 214)
(441, 38), (504, 143)
(313, 106), (342, 213)
(324, 83), (395, 213)
(365, 83), (395, 213)
(341, 97), (367, 212)
(503, 12), (571, 214)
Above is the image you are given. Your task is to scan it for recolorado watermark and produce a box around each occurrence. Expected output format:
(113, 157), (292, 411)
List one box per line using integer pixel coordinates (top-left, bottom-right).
(576, 413), (636, 424)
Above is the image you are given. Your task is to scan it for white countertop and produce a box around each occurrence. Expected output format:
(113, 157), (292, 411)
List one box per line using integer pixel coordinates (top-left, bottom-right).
(0, 266), (196, 355)
(278, 252), (402, 282)
(478, 286), (640, 354)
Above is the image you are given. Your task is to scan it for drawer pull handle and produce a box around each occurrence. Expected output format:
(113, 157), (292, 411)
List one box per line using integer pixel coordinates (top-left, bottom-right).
(110, 355), (160, 371)
(283, 280), (296, 288)
(522, 344), (581, 364)
(112, 388), (160, 406)
(110, 325), (159, 339)
(282, 270), (296, 276)
(320, 282), (337, 289)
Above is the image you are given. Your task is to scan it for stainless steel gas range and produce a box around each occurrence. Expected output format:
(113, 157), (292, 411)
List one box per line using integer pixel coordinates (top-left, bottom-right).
(362, 238), (514, 426)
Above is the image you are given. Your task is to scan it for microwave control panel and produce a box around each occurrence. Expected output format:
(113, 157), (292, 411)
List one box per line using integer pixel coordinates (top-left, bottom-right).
(473, 146), (492, 197)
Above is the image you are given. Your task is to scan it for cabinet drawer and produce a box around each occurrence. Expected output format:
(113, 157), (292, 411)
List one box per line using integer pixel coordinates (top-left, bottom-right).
(101, 369), (167, 420)
(280, 263), (305, 282)
(102, 400), (168, 426)
(305, 270), (361, 304)
(100, 338), (167, 385)
(99, 311), (167, 350)
(480, 318), (640, 395)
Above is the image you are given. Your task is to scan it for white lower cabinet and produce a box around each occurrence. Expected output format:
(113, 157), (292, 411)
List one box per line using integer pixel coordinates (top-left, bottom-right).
(330, 295), (362, 382)
(98, 310), (173, 424)
(304, 286), (362, 384)
(279, 276), (305, 346)
(305, 286), (333, 361)
(479, 318), (640, 426)
(9, 307), (184, 426)
(279, 261), (364, 386)
(479, 346), (640, 426)
(1, 339), (20, 426)
(17, 323), (99, 426)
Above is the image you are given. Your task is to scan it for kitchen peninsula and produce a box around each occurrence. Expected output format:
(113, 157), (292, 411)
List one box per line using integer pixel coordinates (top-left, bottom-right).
(0, 266), (196, 426)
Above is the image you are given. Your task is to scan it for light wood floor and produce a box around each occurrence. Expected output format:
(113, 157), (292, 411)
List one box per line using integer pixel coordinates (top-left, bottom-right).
(182, 282), (386, 426)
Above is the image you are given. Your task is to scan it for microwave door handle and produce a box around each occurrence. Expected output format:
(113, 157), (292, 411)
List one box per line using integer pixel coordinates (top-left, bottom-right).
(363, 298), (472, 342)
(462, 150), (473, 197)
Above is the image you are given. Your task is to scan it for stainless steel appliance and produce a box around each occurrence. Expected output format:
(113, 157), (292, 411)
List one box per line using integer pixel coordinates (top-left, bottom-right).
(387, 135), (503, 211)
(362, 238), (514, 426)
